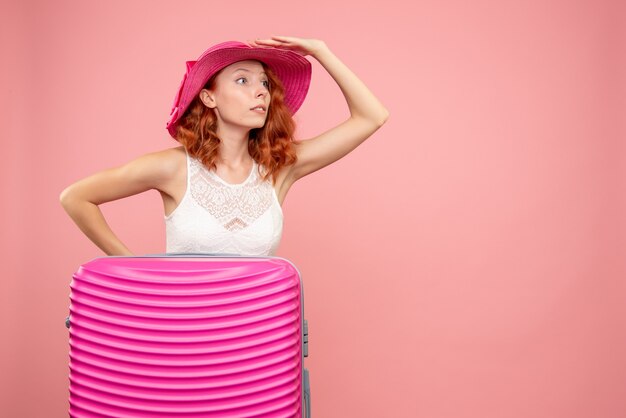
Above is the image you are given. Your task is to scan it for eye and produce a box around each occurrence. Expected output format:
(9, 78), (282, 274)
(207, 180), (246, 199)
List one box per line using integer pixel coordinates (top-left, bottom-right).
(236, 77), (270, 89)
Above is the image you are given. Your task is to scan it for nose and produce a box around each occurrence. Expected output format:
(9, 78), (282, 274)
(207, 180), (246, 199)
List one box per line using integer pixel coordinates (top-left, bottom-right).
(255, 82), (268, 99)
(256, 89), (267, 100)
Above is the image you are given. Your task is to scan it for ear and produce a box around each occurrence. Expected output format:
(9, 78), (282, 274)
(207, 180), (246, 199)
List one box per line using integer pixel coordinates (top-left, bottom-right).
(199, 88), (216, 109)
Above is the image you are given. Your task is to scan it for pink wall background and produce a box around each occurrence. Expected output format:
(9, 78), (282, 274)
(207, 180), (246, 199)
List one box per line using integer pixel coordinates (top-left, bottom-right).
(2, 0), (625, 417)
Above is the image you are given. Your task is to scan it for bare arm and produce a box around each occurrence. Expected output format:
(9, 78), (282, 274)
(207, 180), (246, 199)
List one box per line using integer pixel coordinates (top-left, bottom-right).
(289, 43), (389, 180)
(250, 37), (389, 183)
(60, 199), (135, 256)
(59, 149), (177, 256)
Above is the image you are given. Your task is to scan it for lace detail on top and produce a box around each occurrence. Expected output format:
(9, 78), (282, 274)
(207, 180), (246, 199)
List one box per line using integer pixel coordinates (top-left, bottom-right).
(164, 149), (283, 256)
(190, 159), (273, 232)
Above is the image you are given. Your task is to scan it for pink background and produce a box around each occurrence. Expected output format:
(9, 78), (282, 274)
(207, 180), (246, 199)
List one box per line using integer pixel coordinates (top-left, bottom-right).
(2, 0), (625, 417)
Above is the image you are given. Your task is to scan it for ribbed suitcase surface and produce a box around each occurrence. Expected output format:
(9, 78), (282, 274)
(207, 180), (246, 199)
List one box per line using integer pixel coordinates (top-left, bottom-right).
(66, 253), (310, 417)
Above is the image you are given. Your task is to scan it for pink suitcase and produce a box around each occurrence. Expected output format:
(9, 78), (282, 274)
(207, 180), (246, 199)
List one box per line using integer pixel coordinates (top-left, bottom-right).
(65, 253), (311, 417)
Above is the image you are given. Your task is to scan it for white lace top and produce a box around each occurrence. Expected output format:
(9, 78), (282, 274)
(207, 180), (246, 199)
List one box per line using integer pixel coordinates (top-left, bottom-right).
(164, 149), (284, 256)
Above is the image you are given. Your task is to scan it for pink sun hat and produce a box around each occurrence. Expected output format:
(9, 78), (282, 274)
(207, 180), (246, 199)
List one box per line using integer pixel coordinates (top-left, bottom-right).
(165, 40), (312, 140)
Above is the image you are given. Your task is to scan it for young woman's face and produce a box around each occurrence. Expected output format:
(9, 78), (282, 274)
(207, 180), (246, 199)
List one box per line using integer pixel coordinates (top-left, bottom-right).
(202, 60), (270, 129)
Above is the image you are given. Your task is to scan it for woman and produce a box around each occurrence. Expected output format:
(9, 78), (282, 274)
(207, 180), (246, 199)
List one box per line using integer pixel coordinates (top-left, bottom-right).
(59, 36), (389, 256)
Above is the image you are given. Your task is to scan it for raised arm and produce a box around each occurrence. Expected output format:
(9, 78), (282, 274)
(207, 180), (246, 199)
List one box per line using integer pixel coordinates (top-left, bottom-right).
(249, 36), (390, 182)
(59, 149), (177, 256)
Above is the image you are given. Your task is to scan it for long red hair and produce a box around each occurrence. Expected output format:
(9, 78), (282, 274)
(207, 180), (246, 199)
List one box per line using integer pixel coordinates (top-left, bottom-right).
(172, 62), (299, 185)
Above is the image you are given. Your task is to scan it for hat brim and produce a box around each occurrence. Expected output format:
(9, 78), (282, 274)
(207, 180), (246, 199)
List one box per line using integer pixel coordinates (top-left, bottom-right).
(167, 43), (312, 139)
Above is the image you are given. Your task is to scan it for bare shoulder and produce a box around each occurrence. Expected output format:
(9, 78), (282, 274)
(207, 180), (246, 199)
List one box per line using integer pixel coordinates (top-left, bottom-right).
(146, 145), (186, 192)
(59, 145), (186, 205)
(151, 145), (186, 172)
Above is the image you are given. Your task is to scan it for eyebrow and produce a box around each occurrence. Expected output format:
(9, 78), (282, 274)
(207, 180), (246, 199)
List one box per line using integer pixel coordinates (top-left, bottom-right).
(231, 68), (267, 76)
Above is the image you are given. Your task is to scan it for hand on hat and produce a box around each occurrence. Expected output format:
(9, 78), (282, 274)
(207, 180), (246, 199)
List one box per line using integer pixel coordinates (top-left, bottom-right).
(246, 36), (327, 58)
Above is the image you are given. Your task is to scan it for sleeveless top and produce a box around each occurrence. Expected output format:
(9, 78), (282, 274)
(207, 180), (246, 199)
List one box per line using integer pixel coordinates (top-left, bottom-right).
(164, 149), (284, 256)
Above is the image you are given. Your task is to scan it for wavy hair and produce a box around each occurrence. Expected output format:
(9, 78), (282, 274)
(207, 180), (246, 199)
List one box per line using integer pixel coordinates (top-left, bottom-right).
(172, 61), (299, 185)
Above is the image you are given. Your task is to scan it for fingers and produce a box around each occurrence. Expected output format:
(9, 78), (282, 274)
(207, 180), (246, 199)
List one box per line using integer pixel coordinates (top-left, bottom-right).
(246, 36), (297, 50)
(246, 39), (269, 48)
(251, 36), (291, 45)
(271, 35), (290, 42)
(248, 38), (277, 46)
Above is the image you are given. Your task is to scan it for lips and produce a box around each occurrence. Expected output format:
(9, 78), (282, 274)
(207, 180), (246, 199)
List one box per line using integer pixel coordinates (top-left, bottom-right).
(250, 104), (266, 111)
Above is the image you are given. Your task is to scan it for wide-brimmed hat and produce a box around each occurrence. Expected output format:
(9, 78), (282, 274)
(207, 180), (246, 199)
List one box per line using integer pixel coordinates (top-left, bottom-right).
(166, 40), (312, 139)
